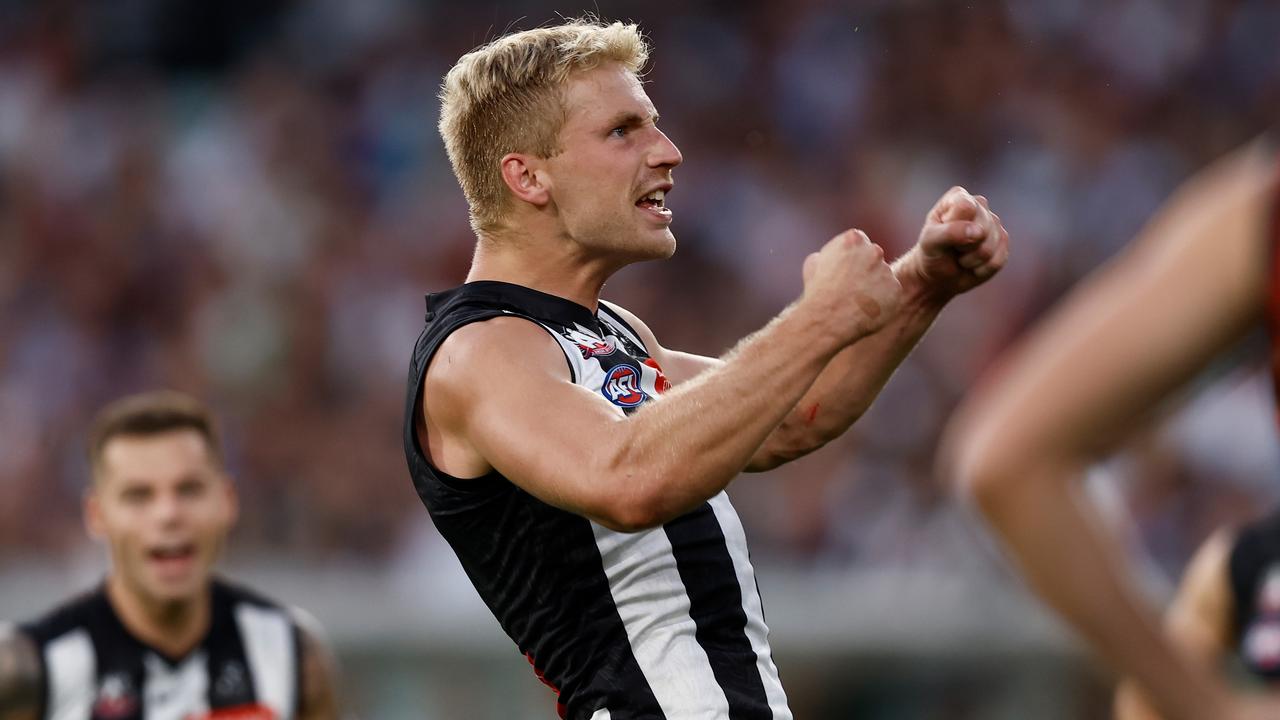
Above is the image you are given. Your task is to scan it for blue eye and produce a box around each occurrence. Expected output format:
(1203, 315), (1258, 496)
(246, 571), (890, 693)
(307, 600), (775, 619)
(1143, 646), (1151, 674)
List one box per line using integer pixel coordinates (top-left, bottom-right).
(610, 126), (627, 138)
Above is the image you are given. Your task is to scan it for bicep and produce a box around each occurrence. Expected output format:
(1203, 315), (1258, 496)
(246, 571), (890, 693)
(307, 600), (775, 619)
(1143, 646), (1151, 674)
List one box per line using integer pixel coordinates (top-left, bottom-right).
(960, 147), (1274, 467)
(0, 626), (42, 720)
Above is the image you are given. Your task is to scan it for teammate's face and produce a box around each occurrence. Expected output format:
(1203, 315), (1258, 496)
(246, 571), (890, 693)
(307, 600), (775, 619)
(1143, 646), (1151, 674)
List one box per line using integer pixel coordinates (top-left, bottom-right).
(86, 430), (237, 607)
(544, 63), (683, 261)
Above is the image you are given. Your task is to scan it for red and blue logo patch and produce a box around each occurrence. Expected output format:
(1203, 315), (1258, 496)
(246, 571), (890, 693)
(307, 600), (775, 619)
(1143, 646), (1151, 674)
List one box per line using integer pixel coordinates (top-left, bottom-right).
(602, 364), (647, 407)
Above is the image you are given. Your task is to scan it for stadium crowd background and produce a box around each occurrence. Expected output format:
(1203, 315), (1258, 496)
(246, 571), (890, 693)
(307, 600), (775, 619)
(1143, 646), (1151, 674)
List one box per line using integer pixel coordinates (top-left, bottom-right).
(2, 0), (1279, 717)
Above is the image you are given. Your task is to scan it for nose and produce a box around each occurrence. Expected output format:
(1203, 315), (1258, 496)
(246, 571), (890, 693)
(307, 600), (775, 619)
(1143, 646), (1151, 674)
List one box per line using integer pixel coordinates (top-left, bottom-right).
(649, 128), (683, 169)
(154, 491), (184, 527)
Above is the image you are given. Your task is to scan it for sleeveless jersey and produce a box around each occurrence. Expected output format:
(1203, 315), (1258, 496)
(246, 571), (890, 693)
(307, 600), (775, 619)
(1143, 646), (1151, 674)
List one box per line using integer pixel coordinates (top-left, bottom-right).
(20, 579), (301, 720)
(1228, 138), (1280, 681)
(402, 281), (791, 720)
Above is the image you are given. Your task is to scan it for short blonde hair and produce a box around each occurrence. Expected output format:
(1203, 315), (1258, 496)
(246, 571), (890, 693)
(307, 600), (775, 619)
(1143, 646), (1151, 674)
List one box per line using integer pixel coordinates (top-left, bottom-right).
(439, 19), (649, 235)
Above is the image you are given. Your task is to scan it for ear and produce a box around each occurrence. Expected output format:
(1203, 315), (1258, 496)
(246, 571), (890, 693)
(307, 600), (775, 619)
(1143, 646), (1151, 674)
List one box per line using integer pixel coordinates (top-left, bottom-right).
(84, 488), (106, 542)
(499, 153), (551, 208)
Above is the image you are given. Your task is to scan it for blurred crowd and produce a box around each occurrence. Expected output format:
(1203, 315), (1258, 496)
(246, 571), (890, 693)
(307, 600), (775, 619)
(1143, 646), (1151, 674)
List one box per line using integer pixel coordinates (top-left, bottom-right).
(3, 0), (1279, 587)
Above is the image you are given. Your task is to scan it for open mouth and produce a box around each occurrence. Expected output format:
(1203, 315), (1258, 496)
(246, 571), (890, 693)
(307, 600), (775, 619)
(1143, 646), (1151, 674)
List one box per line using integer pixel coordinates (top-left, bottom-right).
(148, 543), (197, 569)
(635, 187), (672, 220)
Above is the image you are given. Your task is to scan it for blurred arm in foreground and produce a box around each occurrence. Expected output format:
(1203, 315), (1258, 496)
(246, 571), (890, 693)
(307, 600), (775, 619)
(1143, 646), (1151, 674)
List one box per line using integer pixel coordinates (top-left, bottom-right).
(943, 138), (1280, 720)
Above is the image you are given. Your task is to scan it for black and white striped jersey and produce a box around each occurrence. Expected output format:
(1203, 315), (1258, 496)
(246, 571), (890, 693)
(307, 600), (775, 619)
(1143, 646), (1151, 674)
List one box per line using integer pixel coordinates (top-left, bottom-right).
(1230, 509), (1280, 682)
(20, 579), (301, 720)
(403, 280), (791, 720)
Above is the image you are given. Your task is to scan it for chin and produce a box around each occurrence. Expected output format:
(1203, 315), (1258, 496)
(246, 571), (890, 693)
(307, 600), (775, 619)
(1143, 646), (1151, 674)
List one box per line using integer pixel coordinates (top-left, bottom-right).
(637, 230), (677, 260)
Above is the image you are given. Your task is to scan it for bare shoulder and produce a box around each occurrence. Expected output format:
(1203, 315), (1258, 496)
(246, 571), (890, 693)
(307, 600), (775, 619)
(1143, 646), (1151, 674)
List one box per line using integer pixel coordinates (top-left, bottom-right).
(289, 609), (341, 720)
(0, 623), (42, 720)
(424, 317), (571, 418)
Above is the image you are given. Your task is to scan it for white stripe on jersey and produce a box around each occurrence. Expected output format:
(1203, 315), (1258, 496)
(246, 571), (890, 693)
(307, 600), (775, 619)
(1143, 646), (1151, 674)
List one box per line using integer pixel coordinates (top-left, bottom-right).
(708, 493), (792, 719)
(589, 708), (612, 720)
(234, 605), (295, 718)
(44, 629), (95, 720)
(591, 523), (731, 718)
(143, 652), (209, 720)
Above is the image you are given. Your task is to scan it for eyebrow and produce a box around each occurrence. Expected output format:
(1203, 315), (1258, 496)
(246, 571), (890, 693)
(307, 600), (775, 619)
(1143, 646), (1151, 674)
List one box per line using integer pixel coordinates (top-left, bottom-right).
(604, 110), (659, 129)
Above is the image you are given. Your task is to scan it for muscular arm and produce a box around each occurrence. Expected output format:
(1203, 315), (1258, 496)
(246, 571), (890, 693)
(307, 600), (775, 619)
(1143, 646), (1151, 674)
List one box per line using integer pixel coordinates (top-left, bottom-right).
(0, 625), (42, 720)
(1116, 531), (1236, 720)
(945, 142), (1275, 720)
(293, 611), (341, 720)
(610, 263), (949, 471)
(424, 231), (899, 532)
(624, 188), (1008, 471)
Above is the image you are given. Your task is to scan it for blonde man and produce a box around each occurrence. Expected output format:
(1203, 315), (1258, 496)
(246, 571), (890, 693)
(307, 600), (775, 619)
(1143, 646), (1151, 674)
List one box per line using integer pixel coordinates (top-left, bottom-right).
(404, 19), (1008, 719)
(0, 391), (341, 720)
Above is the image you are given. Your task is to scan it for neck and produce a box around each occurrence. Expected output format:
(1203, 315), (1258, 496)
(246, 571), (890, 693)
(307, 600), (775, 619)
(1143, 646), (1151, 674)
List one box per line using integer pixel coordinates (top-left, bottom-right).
(105, 574), (211, 658)
(468, 227), (623, 312)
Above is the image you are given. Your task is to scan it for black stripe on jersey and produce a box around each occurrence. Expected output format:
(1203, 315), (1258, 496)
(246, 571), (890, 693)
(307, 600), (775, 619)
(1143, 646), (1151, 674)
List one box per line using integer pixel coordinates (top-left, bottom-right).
(205, 584), (260, 709)
(292, 623), (305, 719)
(86, 593), (147, 720)
(665, 504), (772, 719)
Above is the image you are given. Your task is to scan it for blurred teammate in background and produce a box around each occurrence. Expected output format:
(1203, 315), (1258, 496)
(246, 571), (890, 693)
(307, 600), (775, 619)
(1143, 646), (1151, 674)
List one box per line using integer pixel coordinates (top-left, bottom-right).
(404, 18), (1008, 720)
(1113, 508), (1280, 720)
(946, 135), (1280, 720)
(0, 391), (341, 720)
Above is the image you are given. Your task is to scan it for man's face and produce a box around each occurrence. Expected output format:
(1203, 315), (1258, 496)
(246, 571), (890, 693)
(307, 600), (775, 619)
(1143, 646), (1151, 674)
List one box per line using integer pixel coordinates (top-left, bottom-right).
(543, 63), (683, 261)
(86, 430), (237, 606)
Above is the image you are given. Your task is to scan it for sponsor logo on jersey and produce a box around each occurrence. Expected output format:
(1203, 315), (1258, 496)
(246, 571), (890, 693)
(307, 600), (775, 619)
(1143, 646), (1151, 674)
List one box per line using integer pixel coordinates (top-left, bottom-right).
(212, 660), (250, 704)
(602, 364), (646, 407)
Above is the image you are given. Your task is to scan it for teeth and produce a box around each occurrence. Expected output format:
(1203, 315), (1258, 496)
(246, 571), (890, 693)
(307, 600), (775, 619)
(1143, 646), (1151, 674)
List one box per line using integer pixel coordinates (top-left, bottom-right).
(641, 189), (665, 203)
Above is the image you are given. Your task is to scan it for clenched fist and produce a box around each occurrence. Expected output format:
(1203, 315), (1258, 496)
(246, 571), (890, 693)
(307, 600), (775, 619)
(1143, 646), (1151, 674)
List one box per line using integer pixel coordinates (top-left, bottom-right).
(900, 186), (1010, 300)
(801, 228), (903, 342)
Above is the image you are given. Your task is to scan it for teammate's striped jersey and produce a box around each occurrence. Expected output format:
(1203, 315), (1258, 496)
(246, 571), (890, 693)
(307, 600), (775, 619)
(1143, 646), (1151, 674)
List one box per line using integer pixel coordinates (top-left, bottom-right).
(403, 280), (791, 720)
(20, 579), (301, 720)
(1230, 509), (1280, 681)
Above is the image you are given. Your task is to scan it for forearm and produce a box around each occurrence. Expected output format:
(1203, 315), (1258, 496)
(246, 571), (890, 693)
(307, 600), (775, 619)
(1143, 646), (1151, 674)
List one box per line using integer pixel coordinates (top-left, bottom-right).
(971, 465), (1228, 720)
(749, 261), (946, 470)
(1116, 680), (1169, 720)
(610, 302), (845, 526)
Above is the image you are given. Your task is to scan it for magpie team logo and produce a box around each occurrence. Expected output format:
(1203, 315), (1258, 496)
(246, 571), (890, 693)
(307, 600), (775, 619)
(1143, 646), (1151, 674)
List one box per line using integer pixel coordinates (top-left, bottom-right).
(602, 364), (646, 407)
(92, 672), (139, 719)
(577, 336), (618, 359)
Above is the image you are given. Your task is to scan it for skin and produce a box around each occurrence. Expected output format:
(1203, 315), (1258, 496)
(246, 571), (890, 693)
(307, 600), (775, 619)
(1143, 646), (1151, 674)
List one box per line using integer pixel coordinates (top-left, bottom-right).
(421, 60), (1009, 532)
(0, 429), (342, 720)
(944, 139), (1280, 720)
(1115, 531), (1236, 720)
